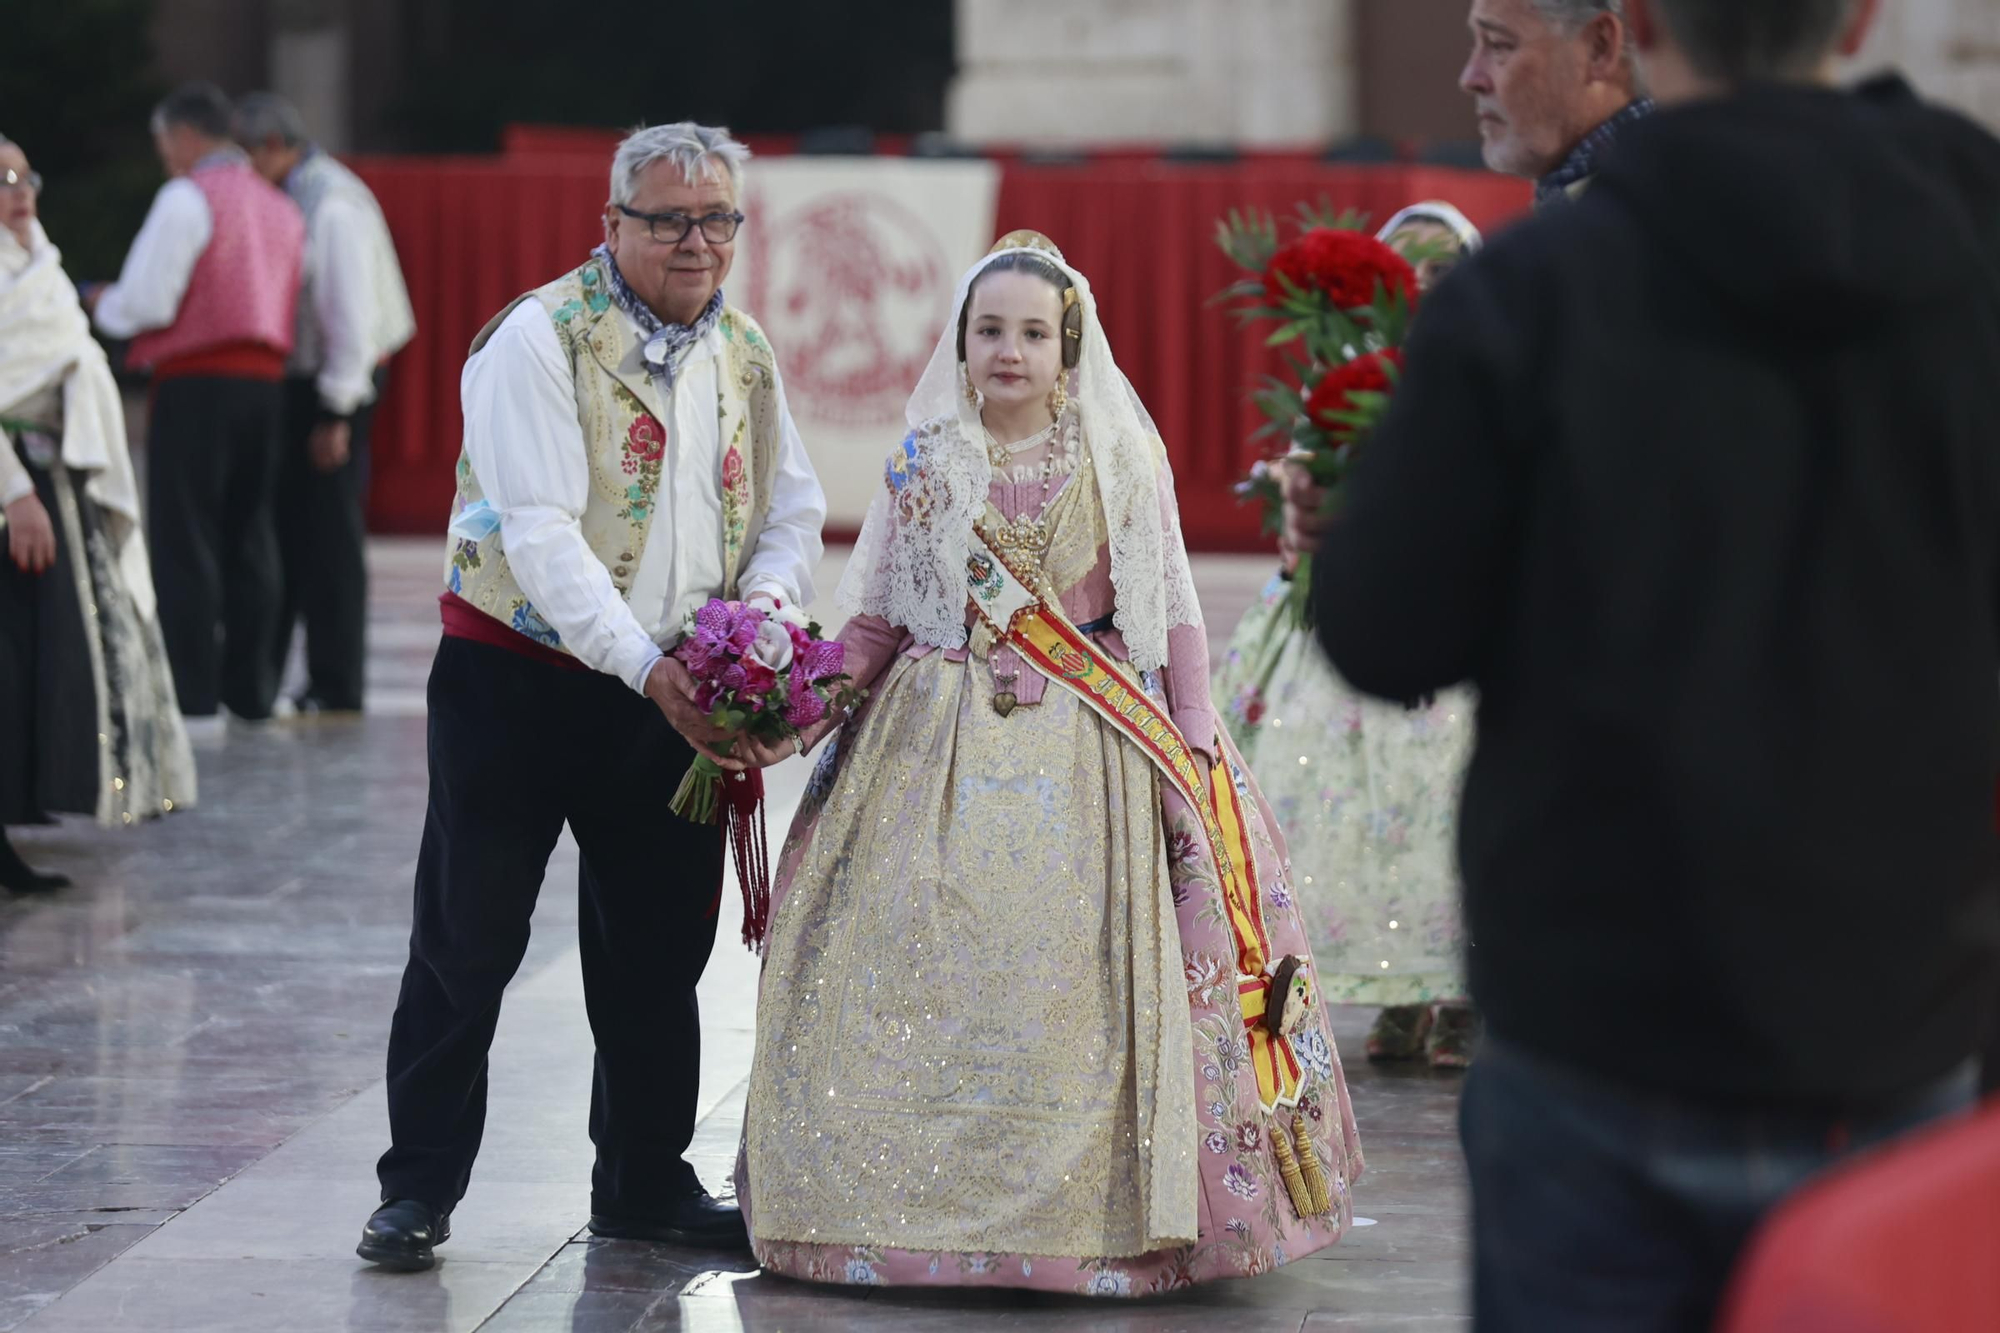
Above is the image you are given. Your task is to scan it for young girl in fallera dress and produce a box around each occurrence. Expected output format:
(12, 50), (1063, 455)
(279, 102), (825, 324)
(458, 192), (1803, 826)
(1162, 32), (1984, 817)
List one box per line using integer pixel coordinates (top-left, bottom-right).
(737, 232), (1363, 1295)
(1212, 203), (1484, 1068)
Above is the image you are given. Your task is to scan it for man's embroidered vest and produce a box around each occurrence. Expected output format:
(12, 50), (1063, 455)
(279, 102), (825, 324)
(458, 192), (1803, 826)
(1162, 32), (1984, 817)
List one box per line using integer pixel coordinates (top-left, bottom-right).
(441, 257), (784, 652)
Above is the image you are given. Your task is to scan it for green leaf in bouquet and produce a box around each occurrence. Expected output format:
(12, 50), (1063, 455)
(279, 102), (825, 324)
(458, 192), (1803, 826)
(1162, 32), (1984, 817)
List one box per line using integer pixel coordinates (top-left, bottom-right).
(1252, 375), (1306, 415)
(1265, 321), (1309, 348)
(1214, 207), (1281, 274)
(1303, 319), (1365, 368)
(1294, 198), (1368, 233)
(1209, 277), (1273, 312)
(1364, 279), (1417, 344)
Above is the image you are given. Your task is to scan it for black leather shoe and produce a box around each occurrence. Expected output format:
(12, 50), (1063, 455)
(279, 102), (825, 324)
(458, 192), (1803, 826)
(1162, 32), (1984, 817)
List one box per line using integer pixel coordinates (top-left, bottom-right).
(0, 842), (68, 894)
(356, 1198), (451, 1271)
(588, 1188), (749, 1249)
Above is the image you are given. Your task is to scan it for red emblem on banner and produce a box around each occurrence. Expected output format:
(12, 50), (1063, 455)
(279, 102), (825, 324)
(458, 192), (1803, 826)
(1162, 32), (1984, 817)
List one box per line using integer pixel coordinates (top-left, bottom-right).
(746, 191), (955, 427)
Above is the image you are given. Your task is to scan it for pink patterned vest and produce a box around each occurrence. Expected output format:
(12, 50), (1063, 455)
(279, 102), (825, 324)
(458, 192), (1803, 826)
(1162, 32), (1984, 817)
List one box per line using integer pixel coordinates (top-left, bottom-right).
(128, 157), (305, 372)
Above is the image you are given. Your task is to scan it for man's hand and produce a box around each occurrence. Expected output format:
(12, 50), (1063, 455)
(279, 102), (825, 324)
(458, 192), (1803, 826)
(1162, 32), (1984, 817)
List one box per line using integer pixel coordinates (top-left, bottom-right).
(309, 419), (352, 473)
(4, 493), (57, 574)
(1280, 457), (1332, 558)
(645, 656), (746, 770)
(730, 733), (797, 770)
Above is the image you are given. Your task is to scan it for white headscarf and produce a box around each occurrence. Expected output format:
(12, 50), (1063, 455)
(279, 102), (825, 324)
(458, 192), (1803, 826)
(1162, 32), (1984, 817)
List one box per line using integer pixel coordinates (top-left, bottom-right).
(0, 219), (154, 618)
(1376, 200), (1484, 252)
(836, 235), (1200, 671)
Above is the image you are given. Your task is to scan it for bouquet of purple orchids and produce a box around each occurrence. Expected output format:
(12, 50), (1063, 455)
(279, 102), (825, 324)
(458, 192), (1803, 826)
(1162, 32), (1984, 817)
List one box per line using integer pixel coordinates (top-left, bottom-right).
(670, 596), (858, 949)
(669, 596), (856, 825)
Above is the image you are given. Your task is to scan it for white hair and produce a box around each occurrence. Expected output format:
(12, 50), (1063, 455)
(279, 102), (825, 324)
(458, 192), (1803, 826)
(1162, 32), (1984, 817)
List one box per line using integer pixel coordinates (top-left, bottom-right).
(609, 122), (750, 206)
(1531, 0), (1644, 90)
(1530, 0), (1625, 30)
(234, 92), (311, 149)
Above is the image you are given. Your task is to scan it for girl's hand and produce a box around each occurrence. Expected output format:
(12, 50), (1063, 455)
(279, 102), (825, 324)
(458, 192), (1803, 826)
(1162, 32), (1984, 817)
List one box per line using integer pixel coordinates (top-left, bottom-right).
(4, 493), (56, 574)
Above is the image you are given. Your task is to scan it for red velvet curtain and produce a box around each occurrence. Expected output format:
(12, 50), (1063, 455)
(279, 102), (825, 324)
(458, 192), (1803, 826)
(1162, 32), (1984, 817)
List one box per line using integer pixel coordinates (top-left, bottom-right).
(354, 155), (1529, 546)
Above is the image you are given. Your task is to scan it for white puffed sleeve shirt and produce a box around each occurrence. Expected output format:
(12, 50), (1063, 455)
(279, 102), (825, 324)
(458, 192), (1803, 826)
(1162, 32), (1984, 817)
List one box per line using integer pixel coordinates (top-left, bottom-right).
(459, 299), (826, 694)
(92, 179), (211, 339)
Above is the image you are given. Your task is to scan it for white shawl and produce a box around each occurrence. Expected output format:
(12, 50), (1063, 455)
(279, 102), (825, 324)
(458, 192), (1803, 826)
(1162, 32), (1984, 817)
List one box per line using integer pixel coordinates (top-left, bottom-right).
(0, 221), (154, 618)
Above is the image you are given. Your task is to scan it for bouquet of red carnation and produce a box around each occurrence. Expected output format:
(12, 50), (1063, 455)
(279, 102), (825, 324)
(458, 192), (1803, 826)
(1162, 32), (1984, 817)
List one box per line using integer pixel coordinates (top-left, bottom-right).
(670, 597), (859, 946)
(1214, 201), (1420, 624)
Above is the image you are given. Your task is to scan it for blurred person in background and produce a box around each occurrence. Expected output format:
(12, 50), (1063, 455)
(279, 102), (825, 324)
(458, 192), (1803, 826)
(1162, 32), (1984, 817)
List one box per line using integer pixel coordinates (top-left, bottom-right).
(237, 92), (415, 716)
(83, 82), (304, 727)
(1289, 0), (2000, 1327)
(1463, 0), (1653, 207)
(0, 132), (195, 894)
(1213, 203), (1485, 1070)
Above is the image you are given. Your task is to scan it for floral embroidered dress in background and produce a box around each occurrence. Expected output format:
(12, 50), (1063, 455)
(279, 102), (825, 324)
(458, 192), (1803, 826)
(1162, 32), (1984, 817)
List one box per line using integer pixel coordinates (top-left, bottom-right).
(1213, 575), (1471, 1007)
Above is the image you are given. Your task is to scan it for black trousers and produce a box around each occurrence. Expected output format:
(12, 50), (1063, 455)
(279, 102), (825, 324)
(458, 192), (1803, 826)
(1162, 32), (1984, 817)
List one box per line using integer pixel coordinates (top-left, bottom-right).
(271, 371), (382, 710)
(377, 636), (725, 1215)
(145, 375), (284, 718)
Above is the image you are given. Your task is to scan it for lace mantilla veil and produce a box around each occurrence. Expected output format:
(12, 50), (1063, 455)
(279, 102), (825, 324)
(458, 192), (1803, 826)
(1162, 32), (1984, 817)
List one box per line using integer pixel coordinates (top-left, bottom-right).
(835, 232), (1202, 671)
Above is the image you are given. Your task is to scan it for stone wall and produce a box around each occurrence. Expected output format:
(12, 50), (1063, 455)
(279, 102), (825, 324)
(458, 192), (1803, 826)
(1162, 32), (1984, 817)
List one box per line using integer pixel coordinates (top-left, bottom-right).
(1853, 0), (2000, 130)
(948, 0), (1358, 147)
(951, 0), (2000, 149)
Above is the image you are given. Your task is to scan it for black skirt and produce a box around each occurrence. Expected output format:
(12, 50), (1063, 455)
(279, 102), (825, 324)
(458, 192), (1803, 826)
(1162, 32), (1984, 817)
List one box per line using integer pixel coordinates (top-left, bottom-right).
(0, 457), (100, 823)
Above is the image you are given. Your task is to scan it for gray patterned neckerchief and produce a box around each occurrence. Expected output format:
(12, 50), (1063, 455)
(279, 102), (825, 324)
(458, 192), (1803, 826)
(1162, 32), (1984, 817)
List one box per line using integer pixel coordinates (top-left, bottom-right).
(1536, 97), (1655, 210)
(591, 243), (725, 395)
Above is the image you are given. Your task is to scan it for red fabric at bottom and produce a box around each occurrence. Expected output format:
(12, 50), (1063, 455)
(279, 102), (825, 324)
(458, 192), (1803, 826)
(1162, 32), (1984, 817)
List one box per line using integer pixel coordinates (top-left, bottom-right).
(151, 341), (288, 383)
(1719, 1101), (2000, 1333)
(439, 591), (588, 673)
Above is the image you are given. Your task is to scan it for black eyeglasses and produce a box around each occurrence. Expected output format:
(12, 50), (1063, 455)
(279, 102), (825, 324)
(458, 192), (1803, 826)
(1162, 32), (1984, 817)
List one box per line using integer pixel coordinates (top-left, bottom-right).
(1, 168), (42, 194)
(615, 205), (743, 245)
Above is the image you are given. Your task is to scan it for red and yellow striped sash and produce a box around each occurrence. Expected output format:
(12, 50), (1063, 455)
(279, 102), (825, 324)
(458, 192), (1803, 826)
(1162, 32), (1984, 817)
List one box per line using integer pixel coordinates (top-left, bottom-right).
(967, 527), (1304, 1109)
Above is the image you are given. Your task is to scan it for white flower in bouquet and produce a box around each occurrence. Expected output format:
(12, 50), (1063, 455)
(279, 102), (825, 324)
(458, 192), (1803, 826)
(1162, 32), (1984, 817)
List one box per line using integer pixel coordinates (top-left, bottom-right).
(750, 618), (796, 671)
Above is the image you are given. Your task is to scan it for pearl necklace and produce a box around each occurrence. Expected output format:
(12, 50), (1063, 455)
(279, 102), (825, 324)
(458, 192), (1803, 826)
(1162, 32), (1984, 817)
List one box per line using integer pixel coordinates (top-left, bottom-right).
(987, 418), (1060, 460)
(987, 412), (1081, 497)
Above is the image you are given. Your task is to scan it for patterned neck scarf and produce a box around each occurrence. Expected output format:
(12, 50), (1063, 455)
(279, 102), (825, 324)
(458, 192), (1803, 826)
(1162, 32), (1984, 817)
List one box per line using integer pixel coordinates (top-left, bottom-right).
(592, 243), (725, 395)
(192, 145), (251, 173)
(1536, 97), (1655, 210)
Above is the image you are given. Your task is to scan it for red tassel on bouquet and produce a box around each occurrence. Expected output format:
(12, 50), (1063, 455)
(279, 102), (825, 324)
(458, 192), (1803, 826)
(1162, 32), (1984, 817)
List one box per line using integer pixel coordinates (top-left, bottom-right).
(720, 768), (770, 951)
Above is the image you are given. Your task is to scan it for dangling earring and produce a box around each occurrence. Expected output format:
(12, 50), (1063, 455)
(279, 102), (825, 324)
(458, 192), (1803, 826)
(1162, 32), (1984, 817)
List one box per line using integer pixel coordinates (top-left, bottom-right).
(1049, 372), (1068, 422)
(962, 364), (980, 409)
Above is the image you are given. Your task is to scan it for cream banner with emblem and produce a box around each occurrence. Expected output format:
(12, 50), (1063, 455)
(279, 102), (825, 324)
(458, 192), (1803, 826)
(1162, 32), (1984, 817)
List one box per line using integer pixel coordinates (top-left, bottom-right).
(730, 158), (1001, 532)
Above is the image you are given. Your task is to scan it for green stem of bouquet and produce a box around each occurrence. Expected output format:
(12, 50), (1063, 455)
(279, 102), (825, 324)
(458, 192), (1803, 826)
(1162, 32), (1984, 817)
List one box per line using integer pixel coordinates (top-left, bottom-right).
(670, 754), (726, 825)
(1288, 552), (1316, 632)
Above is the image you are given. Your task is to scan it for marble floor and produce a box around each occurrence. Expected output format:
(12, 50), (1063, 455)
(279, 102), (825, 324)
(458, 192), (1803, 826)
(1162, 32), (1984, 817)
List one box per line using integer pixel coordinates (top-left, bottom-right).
(1, 540), (1473, 1332)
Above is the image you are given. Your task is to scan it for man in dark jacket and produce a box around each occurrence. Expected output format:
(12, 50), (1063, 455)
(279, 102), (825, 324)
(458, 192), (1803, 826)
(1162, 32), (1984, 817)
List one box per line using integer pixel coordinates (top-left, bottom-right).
(1287, 0), (2000, 1327)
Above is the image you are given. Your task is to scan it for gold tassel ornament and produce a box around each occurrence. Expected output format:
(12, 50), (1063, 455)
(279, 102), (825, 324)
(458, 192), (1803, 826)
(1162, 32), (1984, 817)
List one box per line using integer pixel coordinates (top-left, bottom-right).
(1294, 1115), (1332, 1216)
(1270, 1116), (1316, 1219)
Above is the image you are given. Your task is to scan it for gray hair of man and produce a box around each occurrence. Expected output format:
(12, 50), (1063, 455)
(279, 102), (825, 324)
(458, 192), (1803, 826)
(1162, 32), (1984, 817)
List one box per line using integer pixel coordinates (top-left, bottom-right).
(1530, 0), (1646, 91)
(609, 122), (751, 206)
(233, 92), (311, 149)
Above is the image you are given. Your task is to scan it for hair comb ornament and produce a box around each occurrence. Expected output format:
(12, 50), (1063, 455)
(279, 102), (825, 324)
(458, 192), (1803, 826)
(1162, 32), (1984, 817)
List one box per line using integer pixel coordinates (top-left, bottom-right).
(989, 229), (1065, 260)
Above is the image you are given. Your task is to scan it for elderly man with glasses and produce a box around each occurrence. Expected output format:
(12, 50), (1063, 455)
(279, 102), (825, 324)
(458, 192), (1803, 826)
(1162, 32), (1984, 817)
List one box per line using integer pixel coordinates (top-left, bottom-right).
(358, 121), (825, 1272)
